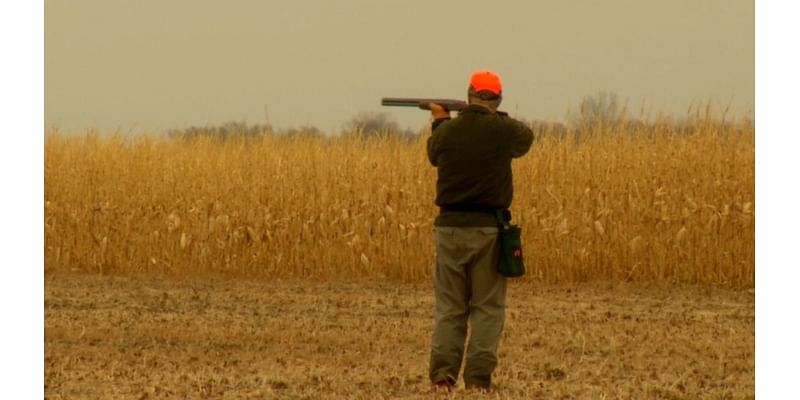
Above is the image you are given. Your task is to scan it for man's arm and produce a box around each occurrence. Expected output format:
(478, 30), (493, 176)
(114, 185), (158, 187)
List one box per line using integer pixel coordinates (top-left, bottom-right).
(426, 103), (451, 166)
(507, 118), (534, 158)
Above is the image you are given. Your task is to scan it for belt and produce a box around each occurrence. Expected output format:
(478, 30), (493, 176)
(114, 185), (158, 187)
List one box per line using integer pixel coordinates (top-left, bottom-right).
(439, 204), (496, 214)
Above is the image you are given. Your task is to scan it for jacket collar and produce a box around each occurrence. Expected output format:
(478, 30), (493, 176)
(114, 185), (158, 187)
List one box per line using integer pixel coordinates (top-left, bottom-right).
(460, 104), (496, 114)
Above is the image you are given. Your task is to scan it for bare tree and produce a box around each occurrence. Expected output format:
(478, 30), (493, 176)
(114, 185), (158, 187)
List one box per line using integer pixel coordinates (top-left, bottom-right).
(342, 112), (414, 139)
(167, 121), (273, 141)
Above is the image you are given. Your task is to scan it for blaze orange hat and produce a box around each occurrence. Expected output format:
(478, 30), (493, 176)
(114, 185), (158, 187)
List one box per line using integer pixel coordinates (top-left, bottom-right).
(469, 70), (502, 95)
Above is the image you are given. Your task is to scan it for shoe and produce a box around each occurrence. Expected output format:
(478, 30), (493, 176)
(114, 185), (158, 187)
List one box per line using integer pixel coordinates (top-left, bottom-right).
(432, 376), (456, 391)
(465, 382), (491, 393)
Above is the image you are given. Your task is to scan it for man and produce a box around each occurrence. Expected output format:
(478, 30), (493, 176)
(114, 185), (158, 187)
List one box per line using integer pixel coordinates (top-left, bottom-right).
(426, 70), (534, 391)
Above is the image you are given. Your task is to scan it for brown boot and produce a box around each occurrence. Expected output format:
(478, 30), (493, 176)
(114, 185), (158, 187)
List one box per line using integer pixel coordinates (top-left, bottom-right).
(465, 382), (492, 393)
(432, 376), (456, 392)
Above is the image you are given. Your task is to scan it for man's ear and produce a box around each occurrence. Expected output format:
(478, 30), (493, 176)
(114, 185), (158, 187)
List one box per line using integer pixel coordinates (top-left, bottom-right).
(488, 95), (502, 111)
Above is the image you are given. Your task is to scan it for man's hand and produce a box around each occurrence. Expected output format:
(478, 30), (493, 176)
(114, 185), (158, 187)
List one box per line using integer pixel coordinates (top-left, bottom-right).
(428, 103), (450, 120)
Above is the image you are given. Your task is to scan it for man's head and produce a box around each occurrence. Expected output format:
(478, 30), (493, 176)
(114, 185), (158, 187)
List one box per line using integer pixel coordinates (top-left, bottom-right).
(468, 70), (503, 111)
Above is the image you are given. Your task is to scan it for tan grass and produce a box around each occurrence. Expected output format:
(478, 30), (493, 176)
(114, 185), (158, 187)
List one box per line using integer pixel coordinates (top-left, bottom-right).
(44, 115), (755, 286)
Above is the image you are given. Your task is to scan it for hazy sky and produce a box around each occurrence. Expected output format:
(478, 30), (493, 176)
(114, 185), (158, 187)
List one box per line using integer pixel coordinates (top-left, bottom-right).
(45, 0), (754, 134)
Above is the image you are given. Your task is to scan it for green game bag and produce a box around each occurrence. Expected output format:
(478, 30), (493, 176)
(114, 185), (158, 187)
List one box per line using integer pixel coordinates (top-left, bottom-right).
(494, 209), (525, 278)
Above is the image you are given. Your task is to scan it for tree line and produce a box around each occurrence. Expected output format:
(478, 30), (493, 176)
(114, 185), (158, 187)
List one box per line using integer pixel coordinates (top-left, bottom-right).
(166, 92), (752, 141)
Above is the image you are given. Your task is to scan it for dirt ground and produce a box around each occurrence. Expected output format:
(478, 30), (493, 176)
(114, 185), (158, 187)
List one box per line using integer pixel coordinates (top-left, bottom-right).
(44, 274), (754, 399)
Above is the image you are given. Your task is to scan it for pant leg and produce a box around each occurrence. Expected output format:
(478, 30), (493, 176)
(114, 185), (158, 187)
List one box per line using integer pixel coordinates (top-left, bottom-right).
(429, 227), (469, 384)
(463, 227), (506, 387)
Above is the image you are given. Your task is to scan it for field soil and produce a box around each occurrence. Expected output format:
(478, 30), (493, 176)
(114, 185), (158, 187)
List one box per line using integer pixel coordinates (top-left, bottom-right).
(45, 274), (754, 399)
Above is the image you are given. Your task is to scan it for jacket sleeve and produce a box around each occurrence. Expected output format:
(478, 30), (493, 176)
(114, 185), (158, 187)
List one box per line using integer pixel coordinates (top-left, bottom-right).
(427, 117), (450, 166)
(507, 118), (534, 158)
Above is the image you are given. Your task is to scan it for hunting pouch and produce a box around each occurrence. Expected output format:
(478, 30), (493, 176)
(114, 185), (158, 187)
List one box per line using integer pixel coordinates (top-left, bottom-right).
(494, 209), (525, 278)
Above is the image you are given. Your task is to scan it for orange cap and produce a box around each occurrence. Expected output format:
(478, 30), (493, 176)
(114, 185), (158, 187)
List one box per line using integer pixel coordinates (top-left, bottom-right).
(469, 70), (502, 95)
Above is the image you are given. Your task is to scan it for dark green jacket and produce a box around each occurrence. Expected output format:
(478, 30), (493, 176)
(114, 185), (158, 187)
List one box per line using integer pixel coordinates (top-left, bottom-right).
(427, 104), (534, 227)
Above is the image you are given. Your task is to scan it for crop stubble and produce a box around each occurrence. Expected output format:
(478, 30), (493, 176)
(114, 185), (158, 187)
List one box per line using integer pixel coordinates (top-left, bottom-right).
(45, 274), (754, 399)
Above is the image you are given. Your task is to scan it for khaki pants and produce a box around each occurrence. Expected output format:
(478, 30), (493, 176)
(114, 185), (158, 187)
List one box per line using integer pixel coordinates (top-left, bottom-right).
(429, 226), (506, 388)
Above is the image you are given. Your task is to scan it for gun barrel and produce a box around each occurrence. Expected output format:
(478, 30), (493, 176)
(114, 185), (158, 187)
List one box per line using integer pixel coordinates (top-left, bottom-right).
(381, 97), (467, 111)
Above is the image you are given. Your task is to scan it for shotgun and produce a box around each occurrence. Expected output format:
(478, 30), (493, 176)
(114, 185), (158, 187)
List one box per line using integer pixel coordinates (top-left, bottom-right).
(381, 97), (468, 112)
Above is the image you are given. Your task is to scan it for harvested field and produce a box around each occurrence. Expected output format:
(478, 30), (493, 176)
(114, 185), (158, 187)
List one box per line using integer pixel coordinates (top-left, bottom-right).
(45, 273), (754, 399)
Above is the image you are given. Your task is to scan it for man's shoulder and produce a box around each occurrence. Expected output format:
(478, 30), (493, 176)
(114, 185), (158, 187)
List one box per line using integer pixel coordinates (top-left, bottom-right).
(457, 106), (511, 121)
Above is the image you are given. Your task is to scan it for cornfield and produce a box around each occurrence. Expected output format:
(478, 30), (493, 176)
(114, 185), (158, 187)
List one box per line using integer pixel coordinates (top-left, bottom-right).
(44, 114), (755, 287)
